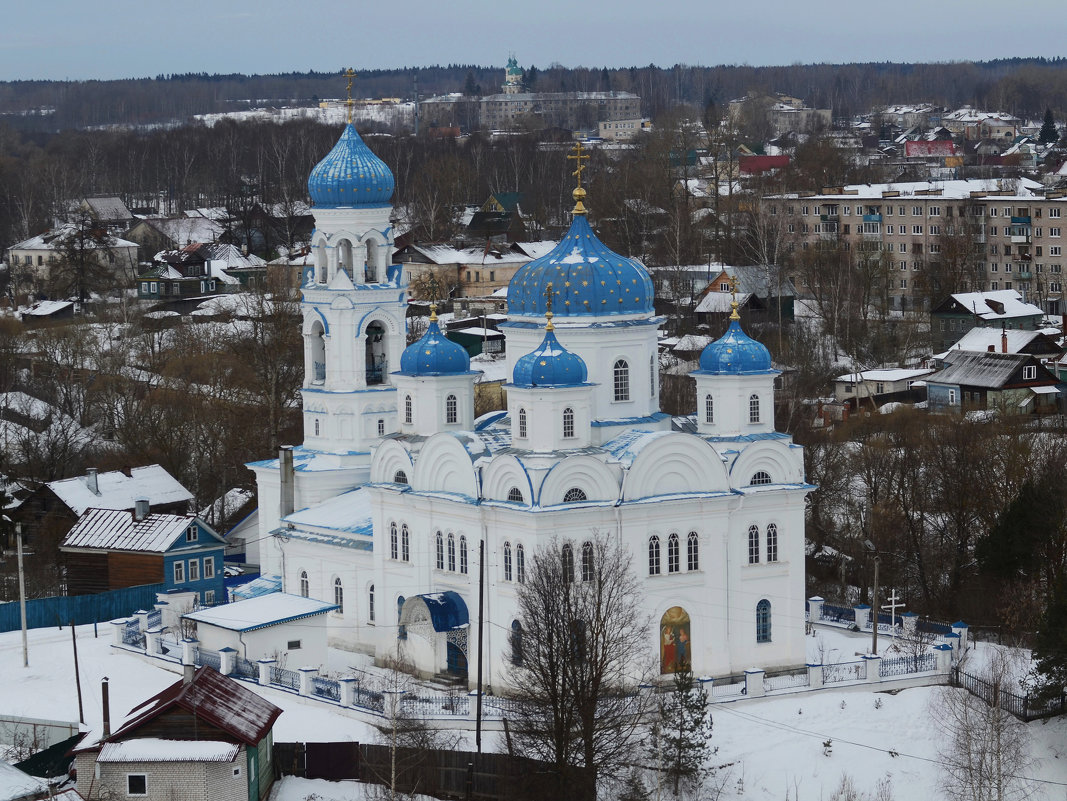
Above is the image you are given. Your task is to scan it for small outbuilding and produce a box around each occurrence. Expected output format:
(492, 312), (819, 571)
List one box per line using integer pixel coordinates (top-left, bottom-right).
(182, 592), (337, 667)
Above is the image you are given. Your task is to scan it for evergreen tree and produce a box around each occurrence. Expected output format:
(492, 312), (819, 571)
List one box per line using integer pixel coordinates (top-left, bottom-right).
(463, 70), (481, 97)
(526, 64), (538, 91)
(1040, 107), (1059, 144)
(649, 668), (713, 796)
(1033, 573), (1067, 704)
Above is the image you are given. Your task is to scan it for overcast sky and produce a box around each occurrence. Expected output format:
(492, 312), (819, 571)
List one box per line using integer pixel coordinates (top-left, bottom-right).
(0, 0), (1059, 82)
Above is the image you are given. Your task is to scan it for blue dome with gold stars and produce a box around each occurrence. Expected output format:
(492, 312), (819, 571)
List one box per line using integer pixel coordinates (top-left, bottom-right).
(398, 319), (470, 376)
(507, 214), (653, 318)
(308, 124), (395, 208)
(697, 319), (773, 374)
(513, 328), (588, 387)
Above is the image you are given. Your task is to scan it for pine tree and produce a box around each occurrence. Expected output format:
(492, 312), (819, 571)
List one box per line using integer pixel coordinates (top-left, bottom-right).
(1039, 107), (1059, 144)
(649, 668), (713, 797)
(1032, 573), (1067, 704)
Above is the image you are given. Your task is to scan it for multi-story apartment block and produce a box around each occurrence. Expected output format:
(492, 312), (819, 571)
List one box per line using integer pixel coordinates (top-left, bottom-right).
(767, 179), (1067, 314)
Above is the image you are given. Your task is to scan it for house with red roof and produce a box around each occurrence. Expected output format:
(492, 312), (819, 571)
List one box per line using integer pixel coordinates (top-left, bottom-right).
(71, 667), (281, 801)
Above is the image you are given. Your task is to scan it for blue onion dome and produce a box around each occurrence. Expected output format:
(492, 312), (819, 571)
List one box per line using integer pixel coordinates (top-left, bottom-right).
(399, 315), (470, 375)
(513, 318), (588, 387)
(698, 317), (773, 374)
(507, 214), (654, 318)
(307, 124), (395, 207)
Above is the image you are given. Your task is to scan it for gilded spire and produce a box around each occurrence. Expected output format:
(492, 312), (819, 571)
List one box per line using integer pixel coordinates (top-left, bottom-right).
(727, 273), (741, 321)
(427, 275), (440, 322)
(567, 141), (590, 215)
(544, 282), (555, 330)
(344, 68), (356, 125)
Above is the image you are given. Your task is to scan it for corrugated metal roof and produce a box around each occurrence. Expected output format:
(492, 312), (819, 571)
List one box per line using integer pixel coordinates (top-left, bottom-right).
(98, 739), (240, 763)
(61, 508), (220, 553)
(105, 667), (281, 748)
(928, 350), (1031, 388)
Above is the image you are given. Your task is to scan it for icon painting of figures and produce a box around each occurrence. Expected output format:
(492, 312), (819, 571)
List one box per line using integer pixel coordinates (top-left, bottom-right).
(660, 606), (691, 674)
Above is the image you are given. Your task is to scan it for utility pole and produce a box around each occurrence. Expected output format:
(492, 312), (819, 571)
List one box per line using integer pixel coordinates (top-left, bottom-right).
(71, 621), (84, 724)
(475, 539), (485, 753)
(871, 554), (880, 656)
(16, 523), (27, 668)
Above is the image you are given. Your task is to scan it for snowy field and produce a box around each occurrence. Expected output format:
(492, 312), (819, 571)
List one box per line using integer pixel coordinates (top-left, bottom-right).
(1, 624), (1065, 800)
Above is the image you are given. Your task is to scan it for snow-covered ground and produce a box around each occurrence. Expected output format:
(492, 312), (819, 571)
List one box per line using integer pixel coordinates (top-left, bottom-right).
(2, 625), (1065, 800)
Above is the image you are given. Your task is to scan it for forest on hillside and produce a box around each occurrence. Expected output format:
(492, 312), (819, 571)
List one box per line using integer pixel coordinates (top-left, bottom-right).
(5, 58), (1067, 131)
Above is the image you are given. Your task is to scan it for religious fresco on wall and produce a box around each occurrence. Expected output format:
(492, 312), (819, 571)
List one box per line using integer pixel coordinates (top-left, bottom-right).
(660, 606), (691, 674)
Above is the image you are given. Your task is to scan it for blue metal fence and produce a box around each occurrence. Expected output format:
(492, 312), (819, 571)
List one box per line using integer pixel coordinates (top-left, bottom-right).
(879, 653), (937, 677)
(234, 657), (258, 679)
(819, 603), (855, 623)
(312, 676), (340, 702)
(0, 583), (167, 632)
(198, 649), (221, 671)
(271, 665), (300, 691)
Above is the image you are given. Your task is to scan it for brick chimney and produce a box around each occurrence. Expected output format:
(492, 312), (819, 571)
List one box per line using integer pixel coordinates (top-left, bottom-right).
(101, 677), (110, 738)
(1001, 328), (1008, 353)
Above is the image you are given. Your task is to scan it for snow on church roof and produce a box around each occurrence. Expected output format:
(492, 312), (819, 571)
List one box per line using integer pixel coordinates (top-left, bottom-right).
(283, 487), (373, 536)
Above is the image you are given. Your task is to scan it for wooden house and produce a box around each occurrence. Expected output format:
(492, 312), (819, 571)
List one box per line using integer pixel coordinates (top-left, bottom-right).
(926, 350), (1062, 413)
(72, 667), (281, 801)
(60, 506), (226, 605)
(13, 465), (192, 552)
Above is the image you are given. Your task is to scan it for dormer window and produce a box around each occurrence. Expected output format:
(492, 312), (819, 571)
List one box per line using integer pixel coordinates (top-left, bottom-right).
(185, 526), (197, 542)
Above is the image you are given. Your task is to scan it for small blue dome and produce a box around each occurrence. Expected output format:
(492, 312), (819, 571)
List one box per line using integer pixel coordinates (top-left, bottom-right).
(698, 319), (773, 374)
(507, 214), (653, 318)
(398, 320), (470, 375)
(308, 124), (395, 207)
(513, 328), (588, 387)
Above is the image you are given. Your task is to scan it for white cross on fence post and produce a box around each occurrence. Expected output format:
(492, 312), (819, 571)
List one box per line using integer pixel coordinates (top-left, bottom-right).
(882, 589), (904, 636)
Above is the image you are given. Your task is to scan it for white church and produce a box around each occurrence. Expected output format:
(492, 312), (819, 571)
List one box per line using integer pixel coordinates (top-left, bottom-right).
(247, 123), (813, 688)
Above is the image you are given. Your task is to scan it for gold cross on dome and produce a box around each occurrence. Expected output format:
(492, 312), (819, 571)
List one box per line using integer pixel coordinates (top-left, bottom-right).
(727, 272), (741, 321)
(544, 282), (555, 330)
(427, 274), (440, 321)
(344, 68), (356, 124)
(568, 141), (590, 215)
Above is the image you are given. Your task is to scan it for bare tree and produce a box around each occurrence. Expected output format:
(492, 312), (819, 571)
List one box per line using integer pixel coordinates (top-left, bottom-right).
(507, 534), (652, 801)
(934, 649), (1035, 801)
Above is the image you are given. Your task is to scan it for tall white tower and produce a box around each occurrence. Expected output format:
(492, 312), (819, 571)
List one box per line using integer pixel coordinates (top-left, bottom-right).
(249, 108), (406, 571)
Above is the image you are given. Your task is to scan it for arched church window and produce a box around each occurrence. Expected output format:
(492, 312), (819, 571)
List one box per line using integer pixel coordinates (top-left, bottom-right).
(368, 584), (375, 622)
(390, 522), (398, 560)
(394, 470), (408, 485)
(401, 525), (410, 562)
(650, 354), (656, 397)
(516, 544), (526, 583)
(314, 419), (320, 437)
(333, 577), (343, 614)
(581, 541), (594, 581)
(460, 535), (468, 574)
(511, 620), (524, 666)
(507, 487), (524, 503)
(613, 359), (630, 402)
(562, 407), (575, 439)
(446, 394), (458, 424)
(756, 599), (772, 642)
(397, 595), (405, 639)
(561, 544), (575, 583)
(563, 487), (587, 503)
(435, 532), (444, 570)
(687, 532), (699, 571)
(667, 533), (680, 574)
(311, 322), (326, 383)
(751, 471), (772, 486)
(447, 533), (456, 571)
(767, 523), (779, 563)
(503, 541), (513, 581)
(365, 322), (386, 385)
(518, 408), (527, 438)
(705, 394), (714, 424)
(404, 395), (412, 424)
(299, 570), (309, 598)
(377, 419), (385, 436)
(748, 525), (760, 564)
(749, 393), (761, 424)
(649, 535), (661, 575)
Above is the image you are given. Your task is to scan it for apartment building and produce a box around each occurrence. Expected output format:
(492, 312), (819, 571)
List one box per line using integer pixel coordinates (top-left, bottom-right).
(767, 179), (1067, 314)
